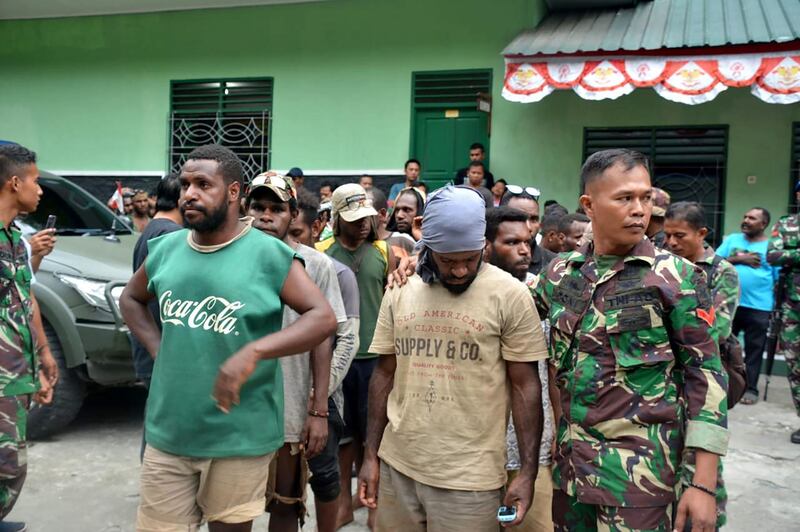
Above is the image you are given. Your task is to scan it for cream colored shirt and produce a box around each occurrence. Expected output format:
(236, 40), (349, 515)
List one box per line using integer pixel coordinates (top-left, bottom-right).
(369, 263), (548, 491)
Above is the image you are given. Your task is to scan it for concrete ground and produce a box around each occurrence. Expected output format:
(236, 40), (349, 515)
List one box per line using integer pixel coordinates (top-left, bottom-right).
(10, 378), (800, 531)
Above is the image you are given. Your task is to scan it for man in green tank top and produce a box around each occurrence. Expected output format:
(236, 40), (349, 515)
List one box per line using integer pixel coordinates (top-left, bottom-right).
(315, 183), (395, 528)
(120, 144), (337, 532)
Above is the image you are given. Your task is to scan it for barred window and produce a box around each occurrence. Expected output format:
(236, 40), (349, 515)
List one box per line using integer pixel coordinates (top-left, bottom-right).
(169, 78), (273, 179)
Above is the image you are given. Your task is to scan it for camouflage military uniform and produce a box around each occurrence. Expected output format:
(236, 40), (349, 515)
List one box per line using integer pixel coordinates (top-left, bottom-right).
(650, 230), (667, 249)
(0, 223), (41, 519)
(766, 213), (800, 416)
(648, 188), (671, 249)
(530, 238), (729, 531)
(679, 246), (739, 529)
(696, 248), (739, 342)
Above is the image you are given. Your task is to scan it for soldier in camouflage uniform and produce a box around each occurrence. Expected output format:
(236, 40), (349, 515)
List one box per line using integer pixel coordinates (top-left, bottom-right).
(664, 201), (740, 529)
(0, 144), (58, 532)
(646, 187), (671, 249)
(766, 184), (800, 444)
(530, 149), (728, 532)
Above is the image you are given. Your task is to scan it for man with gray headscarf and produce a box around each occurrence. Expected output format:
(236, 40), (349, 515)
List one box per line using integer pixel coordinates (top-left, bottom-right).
(357, 186), (549, 531)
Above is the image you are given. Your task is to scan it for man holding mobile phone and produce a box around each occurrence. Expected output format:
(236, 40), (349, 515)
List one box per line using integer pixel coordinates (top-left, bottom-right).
(358, 186), (547, 531)
(0, 144), (59, 532)
(25, 216), (57, 273)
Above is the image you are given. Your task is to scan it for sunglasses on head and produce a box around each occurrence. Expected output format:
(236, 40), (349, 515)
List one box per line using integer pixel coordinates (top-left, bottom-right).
(345, 193), (368, 208)
(261, 174), (290, 189)
(252, 173), (294, 190)
(274, 176), (295, 191)
(505, 185), (541, 200)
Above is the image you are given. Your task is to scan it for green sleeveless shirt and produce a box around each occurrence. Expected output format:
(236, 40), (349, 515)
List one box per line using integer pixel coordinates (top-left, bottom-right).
(316, 237), (388, 359)
(144, 227), (296, 457)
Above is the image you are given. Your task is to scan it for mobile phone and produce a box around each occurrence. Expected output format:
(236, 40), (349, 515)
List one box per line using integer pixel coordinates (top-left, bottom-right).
(497, 505), (517, 523)
(45, 215), (57, 230)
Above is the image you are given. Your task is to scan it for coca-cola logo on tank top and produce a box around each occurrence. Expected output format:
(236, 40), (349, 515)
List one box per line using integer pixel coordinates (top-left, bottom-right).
(159, 290), (245, 336)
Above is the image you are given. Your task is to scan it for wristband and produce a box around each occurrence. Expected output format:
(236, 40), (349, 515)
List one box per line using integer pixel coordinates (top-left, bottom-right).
(308, 409), (329, 418)
(689, 482), (715, 498)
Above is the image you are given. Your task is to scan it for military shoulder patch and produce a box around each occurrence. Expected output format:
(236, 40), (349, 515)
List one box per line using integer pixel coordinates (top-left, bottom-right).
(697, 306), (716, 327)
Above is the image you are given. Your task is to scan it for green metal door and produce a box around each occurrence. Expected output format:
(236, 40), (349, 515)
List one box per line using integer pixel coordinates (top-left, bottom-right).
(413, 108), (489, 190)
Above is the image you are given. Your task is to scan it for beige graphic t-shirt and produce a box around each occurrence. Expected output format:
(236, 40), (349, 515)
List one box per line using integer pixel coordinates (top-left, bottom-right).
(369, 263), (548, 491)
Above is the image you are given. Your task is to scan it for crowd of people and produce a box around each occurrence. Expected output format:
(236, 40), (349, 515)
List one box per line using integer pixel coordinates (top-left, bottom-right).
(1, 140), (799, 532)
(107, 185), (157, 232)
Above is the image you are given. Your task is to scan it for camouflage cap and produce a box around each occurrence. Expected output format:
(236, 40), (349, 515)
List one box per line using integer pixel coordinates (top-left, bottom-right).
(651, 187), (671, 217)
(248, 172), (296, 203)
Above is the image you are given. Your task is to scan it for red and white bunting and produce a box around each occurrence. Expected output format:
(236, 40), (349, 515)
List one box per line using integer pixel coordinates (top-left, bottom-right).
(503, 51), (800, 105)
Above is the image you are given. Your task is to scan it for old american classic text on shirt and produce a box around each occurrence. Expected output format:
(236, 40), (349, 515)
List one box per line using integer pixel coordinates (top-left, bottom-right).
(394, 309), (486, 333)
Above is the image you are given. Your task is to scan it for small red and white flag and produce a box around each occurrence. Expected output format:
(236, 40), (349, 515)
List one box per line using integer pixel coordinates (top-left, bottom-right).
(109, 181), (125, 215)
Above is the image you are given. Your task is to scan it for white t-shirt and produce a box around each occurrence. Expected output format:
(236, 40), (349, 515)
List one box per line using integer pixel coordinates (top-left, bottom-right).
(369, 263), (548, 491)
(281, 243), (347, 442)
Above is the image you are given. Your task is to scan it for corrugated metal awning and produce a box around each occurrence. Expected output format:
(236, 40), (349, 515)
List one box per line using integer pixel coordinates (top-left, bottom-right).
(504, 0), (800, 57)
(502, 0), (800, 105)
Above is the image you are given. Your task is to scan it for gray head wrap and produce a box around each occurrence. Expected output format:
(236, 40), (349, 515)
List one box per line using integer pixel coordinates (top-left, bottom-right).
(416, 185), (486, 283)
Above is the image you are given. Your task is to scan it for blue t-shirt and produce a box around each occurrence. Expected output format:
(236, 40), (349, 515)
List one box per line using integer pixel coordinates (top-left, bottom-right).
(716, 233), (779, 312)
(388, 182), (405, 203)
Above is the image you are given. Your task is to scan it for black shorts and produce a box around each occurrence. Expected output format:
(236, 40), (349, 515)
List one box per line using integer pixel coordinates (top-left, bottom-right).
(342, 357), (378, 443)
(307, 397), (345, 503)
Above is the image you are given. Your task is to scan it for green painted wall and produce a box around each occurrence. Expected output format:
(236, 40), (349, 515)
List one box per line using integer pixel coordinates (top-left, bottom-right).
(1, 0), (797, 232)
(0, 0), (542, 172)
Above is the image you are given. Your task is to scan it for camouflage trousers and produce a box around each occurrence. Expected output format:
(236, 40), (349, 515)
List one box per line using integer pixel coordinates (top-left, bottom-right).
(778, 305), (800, 416)
(678, 451), (725, 529)
(0, 395), (29, 520)
(552, 489), (672, 532)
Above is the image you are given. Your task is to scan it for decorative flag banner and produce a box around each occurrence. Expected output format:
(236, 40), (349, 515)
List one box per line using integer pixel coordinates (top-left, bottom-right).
(502, 52), (800, 105)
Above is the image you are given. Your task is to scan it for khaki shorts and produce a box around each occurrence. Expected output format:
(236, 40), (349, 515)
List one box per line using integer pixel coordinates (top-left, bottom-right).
(136, 444), (273, 531)
(376, 460), (502, 532)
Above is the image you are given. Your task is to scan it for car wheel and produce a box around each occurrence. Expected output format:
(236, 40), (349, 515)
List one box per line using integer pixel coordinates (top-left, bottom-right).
(27, 322), (87, 440)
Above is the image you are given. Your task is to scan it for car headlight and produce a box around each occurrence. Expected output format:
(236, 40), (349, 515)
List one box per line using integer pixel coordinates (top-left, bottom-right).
(55, 274), (117, 313)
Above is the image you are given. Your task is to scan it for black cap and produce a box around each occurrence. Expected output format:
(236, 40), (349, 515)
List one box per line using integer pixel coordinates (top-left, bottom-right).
(287, 167), (304, 178)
